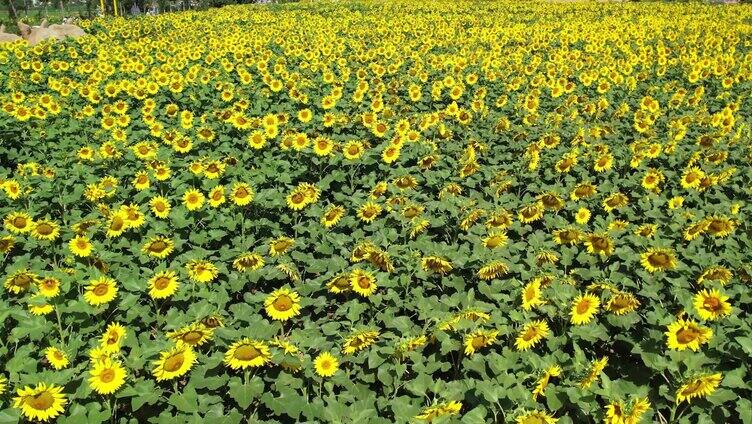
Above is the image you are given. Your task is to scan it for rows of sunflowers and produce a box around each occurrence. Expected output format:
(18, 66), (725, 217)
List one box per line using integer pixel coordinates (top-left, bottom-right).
(1, 0), (751, 423)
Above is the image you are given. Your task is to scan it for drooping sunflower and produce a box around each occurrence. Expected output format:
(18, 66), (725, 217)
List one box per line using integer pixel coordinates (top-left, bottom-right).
(604, 397), (650, 424)
(697, 266), (732, 285)
(705, 215), (736, 238)
(4, 270), (36, 294)
(148, 270), (179, 299)
(579, 356), (609, 388)
(152, 343), (197, 381)
(415, 401), (462, 422)
(463, 329), (499, 356)
(532, 365), (562, 400)
(570, 293), (600, 325)
(675, 373), (723, 403)
(640, 248), (678, 273)
(421, 256), (454, 275)
(515, 410), (558, 424)
(13, 383), (67, 422)
(100, 322), (127, 353)
(84, 277), (118, 306)
(483, 230), (508, 249)
(584, 233), (614, 257)
(693, 289), (731, 321)
(321, 205), (345, 228)
(185, 260), (219, 283)
(606, 292), (640, 315)
(69, 235), (93, 257)
(342, 330), (379, 355)
(89, 358), (126, 395)
(44, 347), (69, 370)
(269, 236), (294, 257)
(224, 338), (271, 370)
(264, 288), (302, 321)
(553, 227), (582, 245)
(166, 322), (214, 347)
(349, 269), (378, 297)
(665, 318), (713, 351)
(31, 220), (60, 241)
(477, 260), (509, 280)
(313, 352), (339, 377)
(141, 236), (174, 259)
(233, 253), (265, 272)
(326, 273), (351, 294)
(518, 202), (545, 223)
(514, 320), (550, 351)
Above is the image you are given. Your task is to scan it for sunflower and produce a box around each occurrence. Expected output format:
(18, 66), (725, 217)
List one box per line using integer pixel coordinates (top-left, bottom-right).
(233, 253), (265, 272)
(264, 288), (302, 321)
(357, 201), (382, 223)
(640, 248), (678, 273)
(89, 358), (126, 395)
(31, 220), (60, 241)
(100, 322), (126, 353)
(13, 383), (67, 422)
(521, 280), (544, 310)
(575, 207), (591, 225)
(570, 293), (600, 325)
(286, 189), (308, 210)
(681, 167), (706, 189)
(0, 235), (15, 253)
(185, 260), (219, 283)
(705, 216), (736, 237)
(483, 230), (508, 249)
(44, 347), (69, 370)
(342, 330), (379, 355)
(313, 352), (339, 377)
(0, 375), (6, 395)
(182, 188), (205, 211)
(4, 211), (33, 234)
(693, 289), (731, 320)
(326, 273), (351, 294)
(579, 357), (608, 388)
(697, 266), (733, 285)
(153, 343), (196, 381)
(208, 185), (226, 207)
(69, 235), (93, 257)
(415, 401), (462, 421)
(515, 320), (550, 351)
(675, 373), (723, 403)
(477, 260), (509, 280)
(553, 227), (582, 245)
(604, 397), (650, 424)
(421, 256), (453, 275)
(37, 277), (61, 298)
(224, 339), (271, 370)
(148, 270), (179, 299)
(349, 269), (378, 297)
(532, 365), (561, 400)
(321, 205), (345, 228)
(4, 270), (36, 294)
(343, 140), (364, 160)
(166, 322), (214, 347)
(266, 236), (293, 256)
(395, 335), (429, 358)
(515, 410), (558, 424)
(463, 329), (499, 356)
(105, 211), (129, 238)
(683, 220), (709, 241)
(606, 292), (640, 315)
(142, 236), (174, 259)
(84, 277), (118, 306)
(313, 136), (334, 156)
(584, 233), (614, 257)
(149, 196), (171, 218)
(518, 202), (544, 223)
(230, 182), (254, 206)
(666, 318), (712, 351)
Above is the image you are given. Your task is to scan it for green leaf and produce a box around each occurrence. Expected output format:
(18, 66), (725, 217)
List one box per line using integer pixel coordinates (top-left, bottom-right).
(228, 376), (264, 409)
(169, 386), (199, 413)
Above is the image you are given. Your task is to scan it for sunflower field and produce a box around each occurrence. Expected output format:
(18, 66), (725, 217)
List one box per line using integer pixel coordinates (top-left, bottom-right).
(0, 1), (751, 423)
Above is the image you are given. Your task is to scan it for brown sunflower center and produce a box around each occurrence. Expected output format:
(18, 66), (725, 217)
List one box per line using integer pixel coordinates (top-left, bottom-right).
(149, 241), (168, 253)
(291, 193), (305, 204)
(357, 276), (372, 289)
(576, 299), (592, 315)
(522, 327), (538, 341)
(648, 252), (670, 267)
(163, 353), (185, 372)
(25, 391), (55, 411)
(676, 327), (700, 344)
(154, 276), (171, 290)
(36, 223), (54, 235)
(703, 297), (721, 311)
(93, 283), (109, 296)
(272, 295), (293, 311)
(13, 216), (28, 228)
(472, 336), (487, 349)
(99, 368), (116, 383)
(234, 345), (260, 361)
(76, 239), (89, 249)
(182, 331), (204, 344)
(235, 187), (249, 198)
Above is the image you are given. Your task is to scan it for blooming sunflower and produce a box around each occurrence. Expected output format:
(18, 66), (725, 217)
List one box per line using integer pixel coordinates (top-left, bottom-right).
(148, 270), (179, 299)
(69, 235), (93, 257)
(666, 318), (713, 351)
(149, 196), (171, 219)
(286, 189), (309, 210)
(693, 289), (731, 321)
(570, 293), (600, 325)
(463, 329), (499, 356)
(230, 182), (254, 206)
(152, 343), (196, 381)
(182, 188), (205, 211)
(575, 207), (591, 225)
(224, 338), (271, 370)
(233, 253), (265, 272)
(321, 205), (345, 228)
(514, 320), (550, 351)
(4, 270), (36, 294)
(584, 233), (614, 257)
(105, 212), (129, 238)
(31, 220), (60, 241)
(37, 277), (61, 298)
(89, 358), (126, 395)
(640, 248), (678, 273)
(100, 322), (126, 353)
(44, 347), (69, 370)
(313, 352), (339, 377)
(4, 211), (33, 234)
(13, 383), (67, 422)
(264, 288), (302, 321)
(349, 269), (378, 297)
(208, 185), (226, 207)
(357, 201), (382, 223)
(521, 280), (544, 310)
(185, 260), (219, 283)
(269, 236), (294, 256)
(141, 236), (174, 259)
(84, 277), (118, 306)
(675, 373), (723, 403)
(166, 322), (214, 347)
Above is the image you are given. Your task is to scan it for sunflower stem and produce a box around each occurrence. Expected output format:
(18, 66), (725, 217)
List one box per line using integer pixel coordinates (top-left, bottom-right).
(55, 308), (66, 345)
